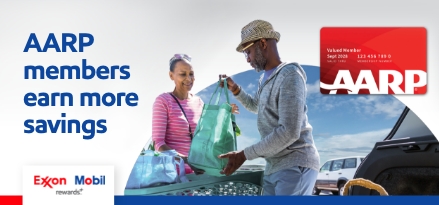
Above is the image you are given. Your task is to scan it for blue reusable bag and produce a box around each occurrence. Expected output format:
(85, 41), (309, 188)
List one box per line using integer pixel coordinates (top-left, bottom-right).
(125, 149), (188, 189)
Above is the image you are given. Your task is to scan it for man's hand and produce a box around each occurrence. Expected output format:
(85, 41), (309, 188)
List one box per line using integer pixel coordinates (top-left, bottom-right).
(218, 150), (247, 176)
(219, 74), (240, 95)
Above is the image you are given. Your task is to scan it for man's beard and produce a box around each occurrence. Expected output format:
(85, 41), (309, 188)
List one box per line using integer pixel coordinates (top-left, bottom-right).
(252, 44), (267, 72)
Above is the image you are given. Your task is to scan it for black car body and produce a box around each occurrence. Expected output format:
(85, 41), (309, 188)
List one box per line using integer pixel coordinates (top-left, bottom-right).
(349, 106), (439, 195)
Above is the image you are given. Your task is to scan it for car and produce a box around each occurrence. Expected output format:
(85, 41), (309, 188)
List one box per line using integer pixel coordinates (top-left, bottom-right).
(313, 156), (365, 195)
(348, 106), (439, 195)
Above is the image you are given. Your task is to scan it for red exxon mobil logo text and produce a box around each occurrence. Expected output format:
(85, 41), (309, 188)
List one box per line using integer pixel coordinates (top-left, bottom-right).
(34, 175), (67, 188)
(34, 175), (106, 188)
(74, 175), (106, 185)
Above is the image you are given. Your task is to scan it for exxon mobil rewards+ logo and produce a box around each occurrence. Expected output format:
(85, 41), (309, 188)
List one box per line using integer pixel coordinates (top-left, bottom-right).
(34, 175), (106, 188)
(320, 27), (427, 94)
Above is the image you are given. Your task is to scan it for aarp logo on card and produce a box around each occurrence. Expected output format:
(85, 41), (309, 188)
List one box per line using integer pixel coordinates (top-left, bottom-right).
(320, 27), (427, 94)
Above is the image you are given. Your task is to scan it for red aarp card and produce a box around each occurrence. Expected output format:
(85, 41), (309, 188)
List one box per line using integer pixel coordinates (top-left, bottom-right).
(320, 27), (427, 94)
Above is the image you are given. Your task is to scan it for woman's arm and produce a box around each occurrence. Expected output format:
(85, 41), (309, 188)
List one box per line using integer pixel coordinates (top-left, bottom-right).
(151, 96), (188, 157)
(151, 96), (171, 151)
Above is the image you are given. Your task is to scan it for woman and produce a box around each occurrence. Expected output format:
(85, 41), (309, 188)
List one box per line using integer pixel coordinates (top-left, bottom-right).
(152, 54), (239, 175)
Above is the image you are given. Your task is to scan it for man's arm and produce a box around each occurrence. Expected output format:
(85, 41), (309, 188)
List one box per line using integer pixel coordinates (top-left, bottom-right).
(234, 86), (259, 114)
(243, 71), (306, 160)
(220, 74), (260, 114)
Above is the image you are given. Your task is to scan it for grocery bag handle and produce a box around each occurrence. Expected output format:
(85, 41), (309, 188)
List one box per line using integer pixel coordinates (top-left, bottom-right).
(215, 79), (230, 105)
(208, 79), (230, 105)
(209, 80), (223, 105)
(174, 156), (189, 183)
(161, 150), (189, 183)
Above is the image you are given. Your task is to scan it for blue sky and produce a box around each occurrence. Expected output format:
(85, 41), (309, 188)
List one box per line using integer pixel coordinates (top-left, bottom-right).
(196, 65), (406, 166)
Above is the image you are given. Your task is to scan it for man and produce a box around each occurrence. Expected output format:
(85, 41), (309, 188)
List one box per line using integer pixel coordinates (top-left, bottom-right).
(218, 20), (320, 196)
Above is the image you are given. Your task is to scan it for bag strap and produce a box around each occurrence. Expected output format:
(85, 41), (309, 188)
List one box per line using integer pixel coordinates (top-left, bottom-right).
(208, 79), (230, 105)
(169, 93), (193, 140)
(163, 150), (189, 183)
(174, 156), (189, 183)
(222, 78), (230, 105)
(209, 81), (221, 105)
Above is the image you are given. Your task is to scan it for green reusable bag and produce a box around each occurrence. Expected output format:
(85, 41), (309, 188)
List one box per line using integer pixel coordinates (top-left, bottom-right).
(188, 79), (238, 176)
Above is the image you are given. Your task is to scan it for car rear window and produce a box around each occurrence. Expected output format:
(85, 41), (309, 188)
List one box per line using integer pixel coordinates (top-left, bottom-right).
(320, 161), (331, 172)
(343, 158), (356, 169)
(330, 159), (344, 171)
(391, 110), (434, 140)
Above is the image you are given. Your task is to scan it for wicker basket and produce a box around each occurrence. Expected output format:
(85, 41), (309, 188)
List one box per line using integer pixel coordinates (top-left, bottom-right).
(342, 178), (389, 196)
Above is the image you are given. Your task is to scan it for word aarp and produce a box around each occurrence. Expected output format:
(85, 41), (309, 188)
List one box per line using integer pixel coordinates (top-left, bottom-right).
(320, 70), (427, 94)
(23, 33), (94, 52)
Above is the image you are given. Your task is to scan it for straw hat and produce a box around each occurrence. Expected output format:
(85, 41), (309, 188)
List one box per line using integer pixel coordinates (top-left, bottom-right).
(236, 20), (281, 52)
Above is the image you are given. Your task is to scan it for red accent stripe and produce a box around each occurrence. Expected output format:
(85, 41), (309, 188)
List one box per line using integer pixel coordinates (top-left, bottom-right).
(0, 196), (22, 205)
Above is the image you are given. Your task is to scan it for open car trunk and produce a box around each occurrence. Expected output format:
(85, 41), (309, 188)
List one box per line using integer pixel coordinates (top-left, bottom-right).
(350, 107), (439, 195)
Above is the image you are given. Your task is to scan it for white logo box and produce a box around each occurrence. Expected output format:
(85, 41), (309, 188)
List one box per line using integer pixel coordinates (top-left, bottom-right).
(23, 166), (114, 205)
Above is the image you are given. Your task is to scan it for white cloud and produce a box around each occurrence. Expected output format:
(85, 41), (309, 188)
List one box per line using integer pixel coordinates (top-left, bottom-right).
(243, 158), (266, 165)
(236, 134), (266, 165)
(306, 80), (405, 118)
(247, 83), (256, 89)
(237, 134), (259, 151)
(349, 96), (405, 119)
(315, 128), (391, 164)
(306, 80), (320, 95)
(197, 93), (209, 102)
(308, 94), (343, 111)
(237, 128), (392, 166)
(236, 128), (393, 166)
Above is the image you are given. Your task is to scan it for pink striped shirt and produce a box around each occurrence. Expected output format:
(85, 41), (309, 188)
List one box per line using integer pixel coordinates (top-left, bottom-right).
(152, 92), (204, 173)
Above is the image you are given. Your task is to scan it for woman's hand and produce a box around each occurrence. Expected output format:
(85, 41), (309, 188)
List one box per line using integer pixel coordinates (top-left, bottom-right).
(231, 103), (240, 114)
(180, 156), (188, 164)
(176, 155), (205, 175)
(176, 154), (188, 163)
(188, 163), (205, 175)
